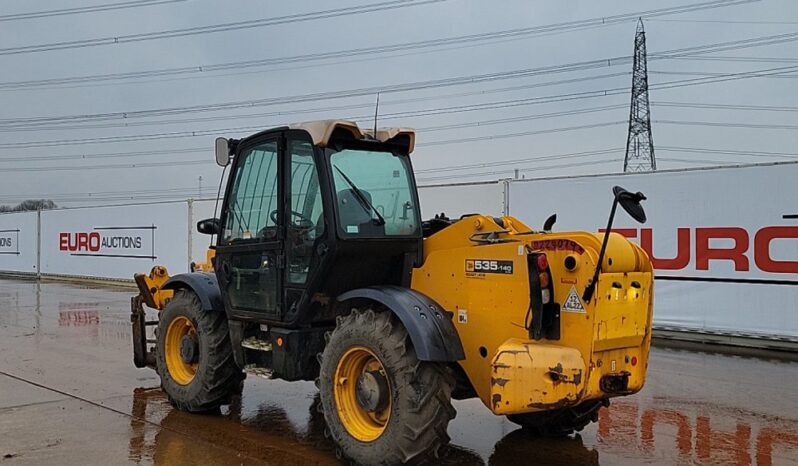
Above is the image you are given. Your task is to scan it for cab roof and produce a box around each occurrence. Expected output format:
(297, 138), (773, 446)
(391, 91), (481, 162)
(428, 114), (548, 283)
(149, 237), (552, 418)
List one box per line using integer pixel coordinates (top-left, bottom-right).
(289, 120), (416, 154)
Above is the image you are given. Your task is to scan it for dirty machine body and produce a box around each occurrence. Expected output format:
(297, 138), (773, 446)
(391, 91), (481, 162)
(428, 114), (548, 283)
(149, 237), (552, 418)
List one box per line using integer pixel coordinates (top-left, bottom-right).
(131, 120), (653, 464)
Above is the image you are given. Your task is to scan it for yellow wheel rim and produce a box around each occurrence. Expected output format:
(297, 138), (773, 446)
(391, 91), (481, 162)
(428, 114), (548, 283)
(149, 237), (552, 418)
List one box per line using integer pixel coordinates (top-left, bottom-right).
(334, 346), (392, 442)
(164, 316), (198, 385)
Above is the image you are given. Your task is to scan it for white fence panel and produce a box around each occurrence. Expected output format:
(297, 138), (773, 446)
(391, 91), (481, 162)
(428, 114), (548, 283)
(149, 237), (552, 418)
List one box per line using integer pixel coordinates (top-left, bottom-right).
(0, 211), (38, 274)
(3, 161), (796, 343)
(508, 162), (798, 339)
(40, 202), (190, 280)
(418, 181), (505, 219)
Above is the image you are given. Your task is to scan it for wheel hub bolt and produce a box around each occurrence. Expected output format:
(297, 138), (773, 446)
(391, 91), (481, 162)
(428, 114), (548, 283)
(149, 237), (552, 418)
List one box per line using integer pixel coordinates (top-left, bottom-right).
(355, 370), (389, 412)
(180, 334), (198, 364)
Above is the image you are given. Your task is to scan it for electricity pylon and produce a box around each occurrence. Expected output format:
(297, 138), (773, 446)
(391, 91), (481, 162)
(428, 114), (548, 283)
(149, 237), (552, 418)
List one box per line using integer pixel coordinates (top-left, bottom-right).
(623, 18), (656, 172)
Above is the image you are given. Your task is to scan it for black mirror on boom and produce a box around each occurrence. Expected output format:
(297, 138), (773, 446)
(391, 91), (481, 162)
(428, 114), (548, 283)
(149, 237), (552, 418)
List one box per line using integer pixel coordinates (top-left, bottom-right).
(131, 120), (655, 465)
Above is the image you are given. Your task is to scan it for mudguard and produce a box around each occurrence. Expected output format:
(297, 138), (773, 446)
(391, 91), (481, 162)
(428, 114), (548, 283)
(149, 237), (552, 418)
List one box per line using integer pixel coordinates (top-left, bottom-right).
(162, 272), (223, 312)
(337, 285), (465, 362)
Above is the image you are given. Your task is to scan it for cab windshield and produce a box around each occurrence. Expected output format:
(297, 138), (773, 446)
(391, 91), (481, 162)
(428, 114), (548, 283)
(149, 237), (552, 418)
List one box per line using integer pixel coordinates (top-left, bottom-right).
(329, 147), (420, 237)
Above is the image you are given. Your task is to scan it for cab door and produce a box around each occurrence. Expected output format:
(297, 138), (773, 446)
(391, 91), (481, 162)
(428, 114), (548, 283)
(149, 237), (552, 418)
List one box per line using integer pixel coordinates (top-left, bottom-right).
(215, 134), (284, 321)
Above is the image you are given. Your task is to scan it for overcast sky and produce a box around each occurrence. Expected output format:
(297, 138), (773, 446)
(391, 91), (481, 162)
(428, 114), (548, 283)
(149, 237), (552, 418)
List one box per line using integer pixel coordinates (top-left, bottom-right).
(1, 0), (797, 207)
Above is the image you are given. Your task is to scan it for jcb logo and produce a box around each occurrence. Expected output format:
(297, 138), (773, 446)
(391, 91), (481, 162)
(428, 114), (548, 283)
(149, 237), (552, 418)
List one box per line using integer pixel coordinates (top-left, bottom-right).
(466, 259), (513, 274)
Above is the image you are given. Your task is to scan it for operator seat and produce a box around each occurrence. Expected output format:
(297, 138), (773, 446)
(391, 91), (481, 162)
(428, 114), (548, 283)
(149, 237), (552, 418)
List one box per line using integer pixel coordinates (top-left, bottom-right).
(337, 188), (385, 236)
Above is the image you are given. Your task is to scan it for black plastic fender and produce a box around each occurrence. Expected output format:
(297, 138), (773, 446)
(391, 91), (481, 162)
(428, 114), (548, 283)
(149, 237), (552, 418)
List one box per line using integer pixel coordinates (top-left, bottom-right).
(336, 285), (465, 362)
(162, 272), (223, 312)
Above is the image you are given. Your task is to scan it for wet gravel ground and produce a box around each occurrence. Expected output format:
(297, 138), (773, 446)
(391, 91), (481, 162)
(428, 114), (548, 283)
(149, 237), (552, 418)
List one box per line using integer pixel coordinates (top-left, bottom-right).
(1, 278), (797, 465)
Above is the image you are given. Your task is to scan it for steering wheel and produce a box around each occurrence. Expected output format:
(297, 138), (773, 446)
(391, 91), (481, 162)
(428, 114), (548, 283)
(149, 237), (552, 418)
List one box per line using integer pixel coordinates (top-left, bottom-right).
(270, 209), (314, 228)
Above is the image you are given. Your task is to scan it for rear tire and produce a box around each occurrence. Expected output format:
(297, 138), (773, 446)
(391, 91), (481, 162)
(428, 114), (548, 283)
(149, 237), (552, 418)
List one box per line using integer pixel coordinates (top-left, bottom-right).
(318, 308), (456, 465)
(506, 400), (607, 437)
(155, 289), (242, 412)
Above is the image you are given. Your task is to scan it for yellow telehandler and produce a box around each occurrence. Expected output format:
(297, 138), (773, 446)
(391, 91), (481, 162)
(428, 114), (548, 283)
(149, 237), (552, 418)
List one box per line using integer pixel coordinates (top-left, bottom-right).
(131, 120), (653, 465)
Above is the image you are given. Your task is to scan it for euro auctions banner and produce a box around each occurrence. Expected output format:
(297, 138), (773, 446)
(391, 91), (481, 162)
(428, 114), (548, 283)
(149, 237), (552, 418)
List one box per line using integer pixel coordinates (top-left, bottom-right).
(40, 202), (190, 280)
(508, 162), (798, 340)
(0, 211), (38, 274)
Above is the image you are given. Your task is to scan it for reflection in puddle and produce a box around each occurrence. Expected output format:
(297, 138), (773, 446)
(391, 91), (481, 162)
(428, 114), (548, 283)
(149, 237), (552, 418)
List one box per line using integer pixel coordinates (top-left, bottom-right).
(126, 385), (798, 465)
(599, 399), (798, 465)
(58, 309), (100, 326)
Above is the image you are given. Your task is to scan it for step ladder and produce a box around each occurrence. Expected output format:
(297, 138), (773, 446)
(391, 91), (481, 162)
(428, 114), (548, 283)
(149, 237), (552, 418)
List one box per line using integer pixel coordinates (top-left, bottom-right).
(241, 336), (273, 378)
(241, 336), (273, 352)
(242, 364), (274, 379)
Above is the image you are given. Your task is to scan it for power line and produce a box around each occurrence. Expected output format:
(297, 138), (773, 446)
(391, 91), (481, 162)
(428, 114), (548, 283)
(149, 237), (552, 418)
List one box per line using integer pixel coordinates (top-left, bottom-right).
(0, 0), (448, 56)
(0, 159), (211, 172)
(0, 146), (206, 162)
(648, 18), (798, 25)
(0, 72), (632, 133)
(3, 144), (794, 199)
(414, 147), (624, 173)
(651, 69), (798, 78)
(656, 119), (798, 130)
(418, 104), (628, 132)
(0, 0), (758, 89)
(417, 158), (620, 183)
(6, 60), (798, 149)
(658, 156), (748, 165)
(0, 186), (203, 201)
(4, 27), (798, 128)
(654, 101), (798, 112)
(0, 117), (627, 153)
(0, 0), (186, 22)
(10, 94), (798, 142)
(1, 192), (204, 203)
(417, 121), (627, 148)
(417, 144), (798, 183)
(658, 146), (798, 159)
(0, 62), (624, 127)
(671, 55), (798, 64)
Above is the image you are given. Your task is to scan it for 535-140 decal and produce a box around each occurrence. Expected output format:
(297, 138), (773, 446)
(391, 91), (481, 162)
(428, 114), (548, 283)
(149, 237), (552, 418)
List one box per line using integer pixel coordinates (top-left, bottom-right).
(465, 259), (514, 275)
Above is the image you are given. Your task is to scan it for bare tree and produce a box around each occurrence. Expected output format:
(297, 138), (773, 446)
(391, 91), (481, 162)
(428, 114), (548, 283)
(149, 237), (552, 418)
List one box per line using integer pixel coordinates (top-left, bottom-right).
(0, 199), (57, 212)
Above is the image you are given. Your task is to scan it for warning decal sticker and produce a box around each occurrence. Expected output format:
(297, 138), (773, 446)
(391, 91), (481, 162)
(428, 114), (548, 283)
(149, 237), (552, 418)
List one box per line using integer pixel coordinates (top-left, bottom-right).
(562, 286), (586, 313)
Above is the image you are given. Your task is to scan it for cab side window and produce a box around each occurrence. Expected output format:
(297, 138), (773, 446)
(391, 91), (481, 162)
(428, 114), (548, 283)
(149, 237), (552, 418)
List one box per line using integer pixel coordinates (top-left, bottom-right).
(287, 139), (325, 284)
(222, 141), (279, 243)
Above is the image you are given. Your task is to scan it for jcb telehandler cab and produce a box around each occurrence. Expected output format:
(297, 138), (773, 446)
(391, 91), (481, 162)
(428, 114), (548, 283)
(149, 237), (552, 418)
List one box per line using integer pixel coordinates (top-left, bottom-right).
(131, 120), (654, 465)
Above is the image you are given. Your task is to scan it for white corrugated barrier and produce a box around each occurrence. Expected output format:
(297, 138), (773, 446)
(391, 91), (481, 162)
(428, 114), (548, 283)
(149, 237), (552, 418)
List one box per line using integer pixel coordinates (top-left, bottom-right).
(0, 210), (38, 274)
(1, 161), (796, 343)
(509, 161), (798, 341)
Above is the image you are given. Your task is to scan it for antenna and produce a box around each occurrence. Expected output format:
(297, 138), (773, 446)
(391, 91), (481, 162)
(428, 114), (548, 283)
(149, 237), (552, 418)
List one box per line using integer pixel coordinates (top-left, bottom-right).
(623, 18), (656, 172)
(373, 92), (380, 135)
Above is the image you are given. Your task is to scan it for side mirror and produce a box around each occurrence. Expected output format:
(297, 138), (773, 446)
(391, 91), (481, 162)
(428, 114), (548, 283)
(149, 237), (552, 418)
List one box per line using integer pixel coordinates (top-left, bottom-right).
(613, 186), (647, 224)
(197, 218), (221, 235)
(582, 186), (647, 303)
(542, 213), (557, 232)
(215, 137), (230, 167)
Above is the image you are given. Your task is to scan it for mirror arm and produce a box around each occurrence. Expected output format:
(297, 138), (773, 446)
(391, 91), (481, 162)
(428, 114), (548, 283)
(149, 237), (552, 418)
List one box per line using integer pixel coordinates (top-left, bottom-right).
(582, 196), (620, 303)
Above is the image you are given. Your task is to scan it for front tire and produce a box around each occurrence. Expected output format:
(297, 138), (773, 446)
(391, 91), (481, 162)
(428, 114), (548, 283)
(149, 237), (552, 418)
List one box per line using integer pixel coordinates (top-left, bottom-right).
(318, 308), (456, 465)
(155, 289), (242, 412)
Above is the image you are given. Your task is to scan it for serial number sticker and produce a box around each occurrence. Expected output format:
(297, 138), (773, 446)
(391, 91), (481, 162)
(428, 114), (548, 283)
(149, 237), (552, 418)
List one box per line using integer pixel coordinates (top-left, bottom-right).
(465, 259), (514, 275)
(530, 239), (585, 255)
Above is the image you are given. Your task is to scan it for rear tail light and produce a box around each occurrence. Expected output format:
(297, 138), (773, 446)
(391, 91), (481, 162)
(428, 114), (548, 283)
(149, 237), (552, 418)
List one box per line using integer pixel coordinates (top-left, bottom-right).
(539, 272), (550, 288)
(536, 254), (548, 270)
(527, 252), (559, 340)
